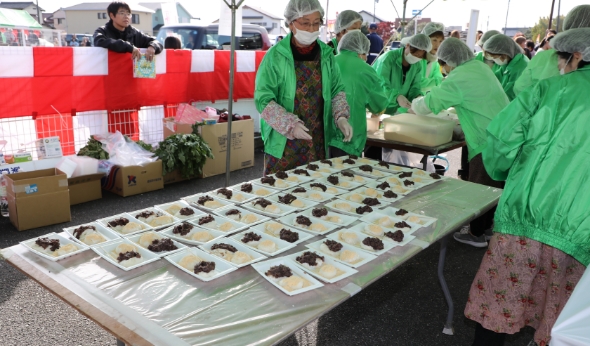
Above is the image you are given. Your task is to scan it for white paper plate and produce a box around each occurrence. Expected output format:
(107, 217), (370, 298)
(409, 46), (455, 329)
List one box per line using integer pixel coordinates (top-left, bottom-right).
(332, 171), (374, 186)
(251, 177), (297, 191)
(338, 190), (389, 209)
(165, 247), (238, 282)
(21, 232), (89, 261)
(252, 258), (324, 296)
(267, 193), (318, 211)
(380, 207), (438, 229)
(229, 182), (281, 198)
(210, 188), (258, 204)
(267, 172), (315, 184)
(331, 155), (365, 168)
(214, 205), (271, 226)
(188, 214), (249, 235)
(360, 211), (422, 235)
(350, 166), (390, 179)
(277, 213), (339, 235)
(299, 207), (359, 227)
(308, 159), (345, 172)
(305, 239), (377, 268)
(93, 238), (160, 271)
(182, 193), (235, 212)
(231, 229), (297, 257)
(286, 168), (330, 180)
(129, 207), (180, 230)
(324, 199), (378, 217)
(154, 200), (206, 221)
(96, 213), (153, 237)
(296, 163), (340, 176)
(285, 249), (358, 283)
(198, 238), (267, 268)
(349, 185), (404, 204)
(327, 228), (396, 256)
(282, 186), (335, 204)
(160, 222), (227, 246)
(346, 222), (416, 248)
(318, 175), (365, 191)
(369, 161), (413, 173)
(63, 222), (121, 248)
(378, 175), (427, 192)
(249, 221), (315, 246)
(299, 182), (348, 196)
(127, 230), (188, 258)
(241, 197), (298, 218)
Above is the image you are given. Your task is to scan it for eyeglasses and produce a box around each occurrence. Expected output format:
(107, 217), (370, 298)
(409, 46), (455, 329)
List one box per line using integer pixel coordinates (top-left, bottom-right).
(294, 19), (323, 30)
(117, 12), (132, 17)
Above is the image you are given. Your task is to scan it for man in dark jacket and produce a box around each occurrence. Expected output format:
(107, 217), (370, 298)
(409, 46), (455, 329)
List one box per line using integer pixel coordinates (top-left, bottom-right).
(93, 1), (162, 61)
(366, 23), (383, 65)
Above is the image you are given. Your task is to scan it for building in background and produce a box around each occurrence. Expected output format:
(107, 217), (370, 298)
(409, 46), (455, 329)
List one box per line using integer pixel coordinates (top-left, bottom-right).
(358, 10), (386, 24)
(52, 8), (66, 31)
(62, 2), (154, 35)
(213, 5), (285, 36)
(0, 1), (44, 23)
(139, 2), (195, 36)
(502, 27), (531, 37)
(394, 17), (431, 29)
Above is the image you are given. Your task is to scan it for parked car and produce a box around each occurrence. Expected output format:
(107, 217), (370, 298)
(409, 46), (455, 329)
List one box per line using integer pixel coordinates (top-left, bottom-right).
(156, 23), (271, 51)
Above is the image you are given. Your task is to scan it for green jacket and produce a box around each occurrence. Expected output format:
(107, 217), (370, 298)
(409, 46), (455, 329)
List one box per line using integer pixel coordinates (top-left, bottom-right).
(513, 49), (558, 96)
(419, 59), (443, 93)
(493, 53), (529, 100)
(475, 51), (501, 74)
(255, 33), (346, 159)
(372, 47), (423, 114)
(483, 65), (590, 266)
(413, 59), (510, 160)
(327, 38), (338, 54)
(332, 50), (389, 155)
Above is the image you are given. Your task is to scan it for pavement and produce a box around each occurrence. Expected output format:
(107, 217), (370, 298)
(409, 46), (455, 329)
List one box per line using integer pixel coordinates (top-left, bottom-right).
(0, 148), (535, 346)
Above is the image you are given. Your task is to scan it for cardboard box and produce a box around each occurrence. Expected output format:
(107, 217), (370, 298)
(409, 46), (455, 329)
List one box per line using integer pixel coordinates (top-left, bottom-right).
(68, 173), (104, 205)
(5, 168), (71, 231)
(163, 169), (198, 185)
(101, 161), (163, 197)
(163, 118), (255, 178)
(36, 136), (63, 159)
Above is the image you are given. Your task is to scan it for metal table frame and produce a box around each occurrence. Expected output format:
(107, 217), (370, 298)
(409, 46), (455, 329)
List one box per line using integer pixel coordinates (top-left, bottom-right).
(2, 180), (500, 345)
(365, 130), (466, 170)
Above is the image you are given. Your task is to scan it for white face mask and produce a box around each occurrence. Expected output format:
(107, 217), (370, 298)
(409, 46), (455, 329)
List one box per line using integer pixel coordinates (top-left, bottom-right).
(426, 52), (438, 62)
(293, 28), (320, 46)
(493, 57), (508, 66)
(560, 55), (573, 75)
(405, 51), (422, 65)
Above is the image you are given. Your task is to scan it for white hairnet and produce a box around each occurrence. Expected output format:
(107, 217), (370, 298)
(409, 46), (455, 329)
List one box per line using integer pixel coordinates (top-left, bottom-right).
(552, 28), (590, 61)
(476, 30), (501, 47)
(422, 22), (445, 37)
(437, 37), (474, 67)
(483, 34), (522, 59)
(284, 0), (325, 23)
(400, 35), (412, 46)
(334, 10), (362, 33)
(407, 33), (432, 52)
(338, 30), (370, 54)
(564, 5), (590, 30)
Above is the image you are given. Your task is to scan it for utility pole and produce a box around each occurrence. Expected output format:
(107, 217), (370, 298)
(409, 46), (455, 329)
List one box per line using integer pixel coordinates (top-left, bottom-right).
(326, 0), (329, 37)
(548, 0), (556, 33)
(36, 0), (41, 25)
(487, 16), (489, 31)
(556, 0), (562, 32)
(400, 0), (407, 39)
(503, 0), (510, 35)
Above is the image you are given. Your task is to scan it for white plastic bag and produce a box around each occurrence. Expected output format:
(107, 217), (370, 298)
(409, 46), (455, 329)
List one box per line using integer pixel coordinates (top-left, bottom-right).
(93, 132), (156, 167)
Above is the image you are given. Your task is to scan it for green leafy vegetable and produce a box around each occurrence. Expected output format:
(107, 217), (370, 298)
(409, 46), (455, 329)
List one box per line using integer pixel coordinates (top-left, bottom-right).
(155, 129), (214, 178)
(77, 136), (109, 160)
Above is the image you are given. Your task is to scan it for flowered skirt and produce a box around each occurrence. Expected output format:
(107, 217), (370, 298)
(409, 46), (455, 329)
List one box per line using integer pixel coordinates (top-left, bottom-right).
(465, 233), (586, 345)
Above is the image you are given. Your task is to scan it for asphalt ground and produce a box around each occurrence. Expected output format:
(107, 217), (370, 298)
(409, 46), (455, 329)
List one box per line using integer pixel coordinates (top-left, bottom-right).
(0, 148), (535, 346)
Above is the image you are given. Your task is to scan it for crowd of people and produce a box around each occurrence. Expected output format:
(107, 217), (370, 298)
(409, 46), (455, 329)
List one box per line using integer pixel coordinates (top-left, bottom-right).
(37, 0), (587, 345)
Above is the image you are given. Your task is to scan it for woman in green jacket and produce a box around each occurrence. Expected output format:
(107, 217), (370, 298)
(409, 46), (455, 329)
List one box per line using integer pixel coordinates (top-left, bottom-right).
(475, 30), (501, 68)
(331, 30), (389, 157)
(483, 34), (529, 100)
(420, 22), (445, 93)
(464, 28), (590, 346)
(410, 38), (510, 248)
(513, 4), (590, 96)
(326, 10), (362, 55)
(255, 0), (352, 175)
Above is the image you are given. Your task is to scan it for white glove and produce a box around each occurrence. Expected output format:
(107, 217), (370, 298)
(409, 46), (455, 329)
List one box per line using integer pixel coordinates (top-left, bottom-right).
(292, 122), (312, 141)
(397, 95), (412, 109)
(337, 117), (353, 142)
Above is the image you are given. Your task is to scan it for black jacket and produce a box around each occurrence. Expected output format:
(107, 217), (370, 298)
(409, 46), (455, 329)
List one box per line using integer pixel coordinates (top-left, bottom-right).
(93, 21), (163, 54)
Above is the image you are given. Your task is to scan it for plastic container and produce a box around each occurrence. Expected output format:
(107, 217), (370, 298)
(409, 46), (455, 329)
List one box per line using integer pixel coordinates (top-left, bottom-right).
(382, 114), (455, 147)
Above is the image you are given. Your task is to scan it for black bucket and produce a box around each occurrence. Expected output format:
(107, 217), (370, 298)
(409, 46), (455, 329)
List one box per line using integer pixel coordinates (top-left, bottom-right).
(434, 164), (446, 176)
